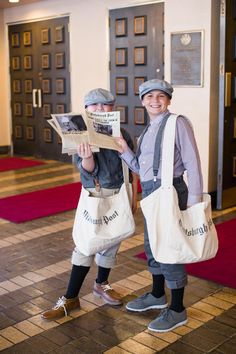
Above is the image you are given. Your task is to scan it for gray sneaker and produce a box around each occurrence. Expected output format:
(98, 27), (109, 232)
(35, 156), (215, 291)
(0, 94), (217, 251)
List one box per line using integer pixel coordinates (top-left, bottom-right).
(126, 293), (168, 312)
(148, 308), (187, 332)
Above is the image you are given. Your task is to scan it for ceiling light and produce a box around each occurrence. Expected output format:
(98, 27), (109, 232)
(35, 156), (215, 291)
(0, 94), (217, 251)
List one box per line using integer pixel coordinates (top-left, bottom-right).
(9, 0), (20, 3)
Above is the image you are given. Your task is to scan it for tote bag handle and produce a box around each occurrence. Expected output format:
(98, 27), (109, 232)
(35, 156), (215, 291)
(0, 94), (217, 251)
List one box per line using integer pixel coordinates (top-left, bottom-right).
(161, 114), (178, 188)
(122, 159), (129, 187)
(122, 160), (133, 206)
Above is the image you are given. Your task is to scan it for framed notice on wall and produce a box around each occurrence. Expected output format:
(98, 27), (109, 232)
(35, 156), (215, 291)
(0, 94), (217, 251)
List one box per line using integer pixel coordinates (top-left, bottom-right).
(171, 30), (204, 87)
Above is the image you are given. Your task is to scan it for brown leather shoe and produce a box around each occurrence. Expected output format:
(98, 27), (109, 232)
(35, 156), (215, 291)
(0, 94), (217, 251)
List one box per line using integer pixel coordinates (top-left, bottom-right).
(41, 296), (80, 320)
(93, 281), (123, 306)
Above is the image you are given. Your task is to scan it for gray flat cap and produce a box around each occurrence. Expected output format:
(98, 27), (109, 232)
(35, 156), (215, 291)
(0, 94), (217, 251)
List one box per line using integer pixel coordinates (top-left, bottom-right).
(84, 88), (115, 107)
(139, 79), (173, 99)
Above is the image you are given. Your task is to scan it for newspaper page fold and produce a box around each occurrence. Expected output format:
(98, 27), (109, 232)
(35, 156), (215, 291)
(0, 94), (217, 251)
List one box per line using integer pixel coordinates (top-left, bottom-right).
(84, 110), (120, 151)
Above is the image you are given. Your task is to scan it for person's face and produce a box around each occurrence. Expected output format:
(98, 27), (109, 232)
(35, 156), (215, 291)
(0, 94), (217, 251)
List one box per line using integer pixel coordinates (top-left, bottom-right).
(86, 103), (114, 112)
(62, 120), (70, 127)
(141, 90), (171, 119)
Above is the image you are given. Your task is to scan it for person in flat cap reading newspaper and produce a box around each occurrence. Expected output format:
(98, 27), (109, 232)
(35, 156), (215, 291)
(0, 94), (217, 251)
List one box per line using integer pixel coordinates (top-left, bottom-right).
(116, 79), (203, 333)
(42, 88), (137, 320)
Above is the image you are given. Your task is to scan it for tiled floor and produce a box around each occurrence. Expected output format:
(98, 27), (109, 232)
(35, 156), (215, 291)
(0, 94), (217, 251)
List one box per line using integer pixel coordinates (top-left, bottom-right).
(0, 157), (235, 353)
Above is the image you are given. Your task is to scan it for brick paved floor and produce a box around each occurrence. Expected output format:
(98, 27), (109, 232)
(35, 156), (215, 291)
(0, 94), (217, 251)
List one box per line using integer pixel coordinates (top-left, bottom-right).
(0, 157), (235, 353)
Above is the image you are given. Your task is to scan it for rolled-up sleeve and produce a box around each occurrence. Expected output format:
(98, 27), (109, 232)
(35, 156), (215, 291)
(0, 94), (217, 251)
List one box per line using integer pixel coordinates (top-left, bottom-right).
(77, 155), (99, 178)
(121, 148), (140, 175)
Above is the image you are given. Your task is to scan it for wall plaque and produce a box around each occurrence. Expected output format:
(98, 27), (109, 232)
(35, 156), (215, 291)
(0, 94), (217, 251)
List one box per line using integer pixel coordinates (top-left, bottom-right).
(116, 105), (128, 123)
(23, 31), (32, 46)
(115, 48), (127, 66)
(55, 26), (64, 43)
(41, 54), (51, 69)
(41, 28), (50, 44)
(14, 103), (22, 116)
(56, 104), (66, 113)
(24, 55), (32, 70)
(42, 79), (51, 93)
(24, 79), (33, 93)
(11, 32), (20, 47)
(134, 107), (146, 125)
(134, 77), (146, 95)
(15, 125), (23, 139)
(26, 126), (34, 140)
(115, 18), (127, 37)
(55, 53), (65, 68)
(171, 30), (203, 87)
(43, 103), (51, 118)
(12, 56), (20, 70)
(116, 77), (128, 95)
(44, 128), (53, 143)
(134, 46), (147, 65)
(13, 80), (21, 93)
(56, 78), (65, 94)
(25, 103), (33, 117)
(134, 15), (147, 35)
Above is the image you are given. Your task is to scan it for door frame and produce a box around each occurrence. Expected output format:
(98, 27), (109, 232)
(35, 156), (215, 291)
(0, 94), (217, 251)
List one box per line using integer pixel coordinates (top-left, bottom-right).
(217, 0), (226, 209)
(217, 0), (236, 209)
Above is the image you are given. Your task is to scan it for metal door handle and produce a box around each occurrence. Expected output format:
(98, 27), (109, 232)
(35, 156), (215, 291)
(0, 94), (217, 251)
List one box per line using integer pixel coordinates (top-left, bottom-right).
(32, 89), (38, 108)
(38, 89), (42, 108)
(225, 72), (231, 107)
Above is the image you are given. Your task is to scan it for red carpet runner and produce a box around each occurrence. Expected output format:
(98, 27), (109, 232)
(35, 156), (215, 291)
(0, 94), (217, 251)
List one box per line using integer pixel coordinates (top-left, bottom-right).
(0, 182), (82, 223)
(135, 218), (236, 289)
(0, 157), (45, 172)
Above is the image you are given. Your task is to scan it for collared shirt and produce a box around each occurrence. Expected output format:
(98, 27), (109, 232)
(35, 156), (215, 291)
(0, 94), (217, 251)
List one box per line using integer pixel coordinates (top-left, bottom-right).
(121, 110), (203, 205)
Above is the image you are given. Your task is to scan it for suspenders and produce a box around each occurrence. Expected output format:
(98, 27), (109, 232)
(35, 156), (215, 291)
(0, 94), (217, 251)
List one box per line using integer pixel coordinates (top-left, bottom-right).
(136, 113), (170, 181)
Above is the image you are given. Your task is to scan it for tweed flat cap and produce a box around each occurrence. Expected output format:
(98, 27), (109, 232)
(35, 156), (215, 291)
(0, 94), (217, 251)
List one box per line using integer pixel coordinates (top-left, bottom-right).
(139, 79), (174, 99)
(84, 88), (115, 107)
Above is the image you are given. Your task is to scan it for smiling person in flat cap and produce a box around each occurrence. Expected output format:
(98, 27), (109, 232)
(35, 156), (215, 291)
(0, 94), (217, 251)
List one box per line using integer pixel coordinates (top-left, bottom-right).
(116, 79), (203, 332)
(42, 88), (137, 321)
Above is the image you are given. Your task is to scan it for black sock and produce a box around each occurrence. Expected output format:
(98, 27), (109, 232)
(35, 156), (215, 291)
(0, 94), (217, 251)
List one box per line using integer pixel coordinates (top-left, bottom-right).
(65, 265), (90, 299)
(170, 287), (185, 312)
(151, 274), (165, 298)
(96, 266), (111, 284)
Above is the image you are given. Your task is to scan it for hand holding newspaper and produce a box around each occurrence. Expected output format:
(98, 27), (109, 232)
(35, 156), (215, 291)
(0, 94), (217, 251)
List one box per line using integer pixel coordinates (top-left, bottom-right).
(47, 110), (121, 155)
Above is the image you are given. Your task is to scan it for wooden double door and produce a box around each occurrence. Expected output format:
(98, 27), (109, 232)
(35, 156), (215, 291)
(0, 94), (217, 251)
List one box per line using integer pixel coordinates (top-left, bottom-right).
(109, 2), (164, 146)
(9, 16), (71, 161)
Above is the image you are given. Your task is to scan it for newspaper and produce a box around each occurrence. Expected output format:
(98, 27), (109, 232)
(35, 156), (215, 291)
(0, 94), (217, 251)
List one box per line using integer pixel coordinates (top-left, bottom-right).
(47, 113), (94, 155)
(47, 110), (120, 155)
(83, 110), (121, 151)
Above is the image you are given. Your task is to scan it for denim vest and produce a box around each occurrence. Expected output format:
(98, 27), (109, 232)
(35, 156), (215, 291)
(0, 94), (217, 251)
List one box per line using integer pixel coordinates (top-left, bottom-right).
(77, 128), (133, 189)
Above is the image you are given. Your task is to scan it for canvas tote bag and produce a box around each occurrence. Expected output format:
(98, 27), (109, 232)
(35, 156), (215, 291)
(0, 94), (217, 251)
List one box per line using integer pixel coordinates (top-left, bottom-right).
(140, 114), (218, 264)
(72, 161), (135, 256)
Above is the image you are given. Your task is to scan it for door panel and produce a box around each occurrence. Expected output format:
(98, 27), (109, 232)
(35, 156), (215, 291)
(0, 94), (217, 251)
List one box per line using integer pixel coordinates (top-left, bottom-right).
(109, 3), (164, 145)
(9, 17), (71, 162)
(217, 0), (236, 208)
